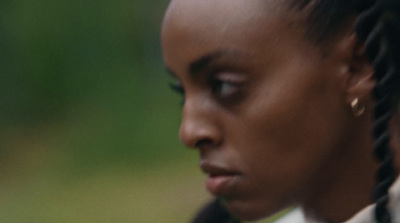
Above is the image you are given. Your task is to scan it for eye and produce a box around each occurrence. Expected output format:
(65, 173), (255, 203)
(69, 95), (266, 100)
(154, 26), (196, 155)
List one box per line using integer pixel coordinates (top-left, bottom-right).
(209, 72), (245, 98)
(169, 81), (185, 105)
(212, 80), (237, 96)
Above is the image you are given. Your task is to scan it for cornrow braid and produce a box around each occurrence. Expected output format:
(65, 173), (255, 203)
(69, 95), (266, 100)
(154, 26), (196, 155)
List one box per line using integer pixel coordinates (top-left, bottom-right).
(356, 0), (400, 222)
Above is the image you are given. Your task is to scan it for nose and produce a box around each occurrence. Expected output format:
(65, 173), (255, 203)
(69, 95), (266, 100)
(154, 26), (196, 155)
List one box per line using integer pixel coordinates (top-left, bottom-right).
(179, 99), (222, 149)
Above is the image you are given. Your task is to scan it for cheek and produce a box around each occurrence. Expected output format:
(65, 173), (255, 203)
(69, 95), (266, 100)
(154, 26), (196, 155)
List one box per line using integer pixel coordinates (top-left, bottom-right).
(237, 63), (346, 172)
(237, 92), (338, 174)
(225, 73), (348, 207)
(237, 106), (335, 191)
(223, 99), (344, 220)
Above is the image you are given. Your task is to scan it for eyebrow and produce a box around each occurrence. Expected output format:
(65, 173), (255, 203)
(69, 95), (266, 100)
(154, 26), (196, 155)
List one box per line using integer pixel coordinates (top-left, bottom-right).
(189, 50), (243, 75)
(165, 49), (244, 78)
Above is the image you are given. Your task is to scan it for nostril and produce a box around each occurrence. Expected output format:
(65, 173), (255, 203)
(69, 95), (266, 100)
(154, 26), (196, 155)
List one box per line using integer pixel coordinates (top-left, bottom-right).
(194, 139), (214, 149)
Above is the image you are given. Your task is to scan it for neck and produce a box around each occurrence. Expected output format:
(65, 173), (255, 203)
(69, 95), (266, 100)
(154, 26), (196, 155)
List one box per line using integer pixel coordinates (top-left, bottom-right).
(302, 117), (379, 222)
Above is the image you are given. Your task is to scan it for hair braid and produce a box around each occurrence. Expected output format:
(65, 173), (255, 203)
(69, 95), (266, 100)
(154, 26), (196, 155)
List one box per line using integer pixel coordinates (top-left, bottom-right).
(355, 0), (400, 222)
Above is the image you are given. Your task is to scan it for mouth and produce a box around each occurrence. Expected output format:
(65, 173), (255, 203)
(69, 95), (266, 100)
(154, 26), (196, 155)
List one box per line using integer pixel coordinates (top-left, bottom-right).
(200, 161), (241, 196)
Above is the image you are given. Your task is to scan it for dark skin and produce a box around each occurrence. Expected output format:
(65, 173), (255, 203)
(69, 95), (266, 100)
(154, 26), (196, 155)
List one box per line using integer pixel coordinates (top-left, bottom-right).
(161, 0), (399, 222)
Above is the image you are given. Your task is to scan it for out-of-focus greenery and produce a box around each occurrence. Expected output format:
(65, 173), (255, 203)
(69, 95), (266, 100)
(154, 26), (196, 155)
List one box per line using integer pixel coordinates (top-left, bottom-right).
(0, 1), (281, 222)
(0, 0), (187, 170)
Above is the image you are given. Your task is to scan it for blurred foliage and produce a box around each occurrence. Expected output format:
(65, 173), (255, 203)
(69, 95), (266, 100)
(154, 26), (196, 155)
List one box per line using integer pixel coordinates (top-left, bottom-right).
(0, 0), (191, 172)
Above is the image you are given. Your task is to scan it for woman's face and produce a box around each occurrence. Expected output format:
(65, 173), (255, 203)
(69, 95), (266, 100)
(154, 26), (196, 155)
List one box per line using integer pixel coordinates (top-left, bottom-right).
(162, 0), (356, 221)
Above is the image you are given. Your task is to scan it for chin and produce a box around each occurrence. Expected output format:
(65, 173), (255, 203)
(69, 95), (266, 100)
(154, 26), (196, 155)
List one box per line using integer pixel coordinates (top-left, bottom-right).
(222, 198), (283, 222)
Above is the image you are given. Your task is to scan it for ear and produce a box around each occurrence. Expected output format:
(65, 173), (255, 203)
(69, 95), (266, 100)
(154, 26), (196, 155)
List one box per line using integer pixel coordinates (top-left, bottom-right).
(344, 33), (375, 105)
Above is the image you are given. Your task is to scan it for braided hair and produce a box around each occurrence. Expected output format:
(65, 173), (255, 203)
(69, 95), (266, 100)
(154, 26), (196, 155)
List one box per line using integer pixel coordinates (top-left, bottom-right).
(356, 1), (400, 222)
(191, 0), (400, 222)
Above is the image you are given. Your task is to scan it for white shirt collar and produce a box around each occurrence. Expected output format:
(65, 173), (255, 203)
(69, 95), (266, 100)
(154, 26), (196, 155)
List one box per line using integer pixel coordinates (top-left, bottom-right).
(344, 177), (400, 223)
(275, 177), (400, 223)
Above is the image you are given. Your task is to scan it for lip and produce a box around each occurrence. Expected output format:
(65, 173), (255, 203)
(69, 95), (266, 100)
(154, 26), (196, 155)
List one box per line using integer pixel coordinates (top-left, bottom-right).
(200, 161), (241, 196)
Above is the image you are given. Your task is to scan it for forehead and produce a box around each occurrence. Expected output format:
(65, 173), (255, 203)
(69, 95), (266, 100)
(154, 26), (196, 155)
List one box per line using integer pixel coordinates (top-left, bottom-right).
(161, 0), (303, 72)
(162, 0), (288, 38)
(164, 0), (282, 25)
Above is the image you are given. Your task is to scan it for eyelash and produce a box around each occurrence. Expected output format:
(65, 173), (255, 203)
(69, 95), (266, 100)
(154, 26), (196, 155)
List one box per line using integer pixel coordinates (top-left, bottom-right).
(169, 82), (184, 94)
(169, 82), (185, 105)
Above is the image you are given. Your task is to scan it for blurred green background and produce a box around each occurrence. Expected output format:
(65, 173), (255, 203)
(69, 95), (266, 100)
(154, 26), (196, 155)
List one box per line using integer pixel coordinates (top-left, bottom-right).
(0, 1), (282, 222)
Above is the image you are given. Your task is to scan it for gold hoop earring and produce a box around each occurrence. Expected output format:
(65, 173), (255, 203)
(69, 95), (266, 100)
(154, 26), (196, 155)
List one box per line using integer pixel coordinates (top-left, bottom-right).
(351, 98), (365, 117)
